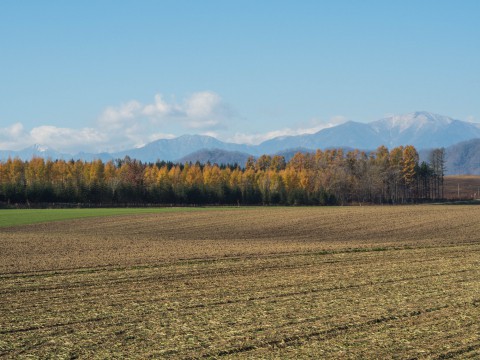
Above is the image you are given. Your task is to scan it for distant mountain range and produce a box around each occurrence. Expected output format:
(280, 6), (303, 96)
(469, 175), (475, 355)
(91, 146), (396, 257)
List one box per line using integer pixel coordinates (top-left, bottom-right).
(177, 148), (252, 166)
(2, 111), (480, 174)
(444, 139), (480, 175)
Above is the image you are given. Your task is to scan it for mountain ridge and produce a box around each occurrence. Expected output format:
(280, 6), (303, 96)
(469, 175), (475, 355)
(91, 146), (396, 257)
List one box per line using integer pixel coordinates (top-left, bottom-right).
(2, 112), (480, 173)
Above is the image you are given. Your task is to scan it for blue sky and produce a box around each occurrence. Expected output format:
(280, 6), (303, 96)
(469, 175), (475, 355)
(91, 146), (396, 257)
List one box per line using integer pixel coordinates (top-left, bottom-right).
(1, 0), (479, 152)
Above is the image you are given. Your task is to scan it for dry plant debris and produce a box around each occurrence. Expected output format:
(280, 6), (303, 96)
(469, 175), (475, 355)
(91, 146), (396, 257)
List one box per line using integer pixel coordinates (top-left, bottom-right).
(1, 206), (480, 359)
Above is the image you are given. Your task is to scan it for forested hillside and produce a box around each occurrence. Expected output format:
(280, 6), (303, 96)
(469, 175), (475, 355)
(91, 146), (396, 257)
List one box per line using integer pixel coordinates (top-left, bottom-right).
(444, 139), (480, 175)
(0, 146), (445, 206)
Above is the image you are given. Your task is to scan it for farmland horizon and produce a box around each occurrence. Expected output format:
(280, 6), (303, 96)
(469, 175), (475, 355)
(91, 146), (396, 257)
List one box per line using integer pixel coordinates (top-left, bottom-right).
(2, 1), (480, 358)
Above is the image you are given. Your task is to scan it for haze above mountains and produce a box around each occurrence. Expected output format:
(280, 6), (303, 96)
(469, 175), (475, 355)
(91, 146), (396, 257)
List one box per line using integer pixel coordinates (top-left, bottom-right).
(2, 112), (480, 174)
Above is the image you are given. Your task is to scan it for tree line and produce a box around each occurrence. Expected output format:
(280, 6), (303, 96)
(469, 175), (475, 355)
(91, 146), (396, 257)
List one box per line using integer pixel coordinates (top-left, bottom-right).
(0, 145), (445, 206)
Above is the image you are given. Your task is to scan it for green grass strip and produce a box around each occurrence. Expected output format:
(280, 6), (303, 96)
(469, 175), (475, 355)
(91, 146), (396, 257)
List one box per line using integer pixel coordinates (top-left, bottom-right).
(0, 207), (218, 228)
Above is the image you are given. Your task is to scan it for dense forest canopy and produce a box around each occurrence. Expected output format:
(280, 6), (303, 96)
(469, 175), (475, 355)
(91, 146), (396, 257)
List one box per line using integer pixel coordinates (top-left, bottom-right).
(0, 146), (445, 206)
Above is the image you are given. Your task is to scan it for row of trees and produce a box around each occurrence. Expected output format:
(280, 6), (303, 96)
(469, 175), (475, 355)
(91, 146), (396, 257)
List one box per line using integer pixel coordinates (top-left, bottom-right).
(0, 145), (445, 206)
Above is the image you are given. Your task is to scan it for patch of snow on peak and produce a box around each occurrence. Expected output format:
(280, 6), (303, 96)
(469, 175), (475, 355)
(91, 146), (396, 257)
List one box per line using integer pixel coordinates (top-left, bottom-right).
(372, 112), (454, 134)
(34, 144), (49, 152)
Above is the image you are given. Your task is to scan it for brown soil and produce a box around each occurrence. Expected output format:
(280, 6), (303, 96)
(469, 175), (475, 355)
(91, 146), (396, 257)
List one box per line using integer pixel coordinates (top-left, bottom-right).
(1, 206), (480, 359)
(444, 175), (480, 199)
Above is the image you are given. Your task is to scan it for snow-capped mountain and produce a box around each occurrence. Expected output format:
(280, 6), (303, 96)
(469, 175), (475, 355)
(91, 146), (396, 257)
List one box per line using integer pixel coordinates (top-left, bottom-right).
(371, 111), (455, 134)
(258, 121), (385, 154)
(369, 111), (480, 149)
(0, 144), (70, 161)
(259, 111), (480, 152)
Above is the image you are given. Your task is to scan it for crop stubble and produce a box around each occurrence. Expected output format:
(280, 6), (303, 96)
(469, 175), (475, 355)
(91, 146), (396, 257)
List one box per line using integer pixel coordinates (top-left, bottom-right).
(1, 206), (480, 359)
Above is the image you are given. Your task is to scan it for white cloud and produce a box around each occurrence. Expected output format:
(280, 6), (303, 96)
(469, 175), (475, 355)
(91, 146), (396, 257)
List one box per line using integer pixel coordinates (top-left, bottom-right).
(88, 91), (232, 151)
(200, 131), (220, 138)
(0, 124), (107, 153)
(34, 126), (105, 148)
(99, 100), (143, 129)
(0, 91), (235, 153)
(0, 123), (28, 150)
(227, 116), (347, 145)
(148, 132), (176, 142)
(184, 92), (227, 123)
(132, 132), (177, 149)
(99, 91), (230, 131)
(4, 122), (25, 137)
(142, 94), (175, 117)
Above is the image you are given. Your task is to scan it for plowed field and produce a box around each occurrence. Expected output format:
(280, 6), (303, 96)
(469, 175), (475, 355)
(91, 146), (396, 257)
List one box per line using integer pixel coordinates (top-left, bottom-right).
(1, 206), (480, 359)
(444, 175), (480, 199)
